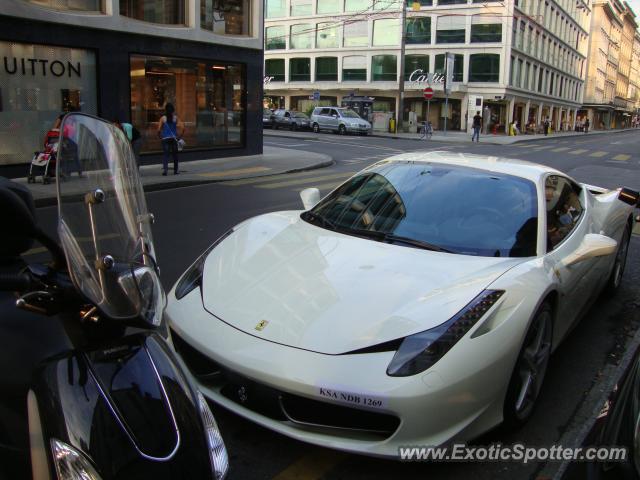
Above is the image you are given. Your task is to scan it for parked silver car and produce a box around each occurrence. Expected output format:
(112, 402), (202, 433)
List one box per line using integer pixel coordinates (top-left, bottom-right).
(310, 107), (371, 135)
(263, 108), (274, 128)
(272, 110), (311, 130)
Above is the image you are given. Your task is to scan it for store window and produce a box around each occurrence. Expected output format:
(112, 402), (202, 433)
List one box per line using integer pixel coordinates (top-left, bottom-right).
(120, 0), (185, 25)
(373, 18), (400, 46)
(434, 53), (463, 82)
(317, 22), (339, 48)
(343, 56), (367, 81)
(0, 41), (97, 166)
(266, 26), (286, 50)
(130, 54), (245, 153)
(201, 0), (250, 35)
(404, 54), (429, 80)
(406, 17), (431, 44)
(318, 0), (341, 13)
(436, 16), (466, 44)
(408, 0), (432, 6)
(438, 0), (466, 4)
(316, 57), (338, 81)
(345, 0), (370, 11)
(290, 24), (313, 49)
(25, 0), (102, 11)
(372, 55), (397, 81)
(289, 58), (311, 81)
(468, 54), (500, 82)
(290, 0), (312, 16)
(265, 0), (286, 18)
(265, 59), (285, 82)
(470, 24), (502, 42)
(344, 21), (368, 47)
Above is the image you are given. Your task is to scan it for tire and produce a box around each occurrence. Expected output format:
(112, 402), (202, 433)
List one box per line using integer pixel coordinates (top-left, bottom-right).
(312, 123), (320, 133)
(290, 123), (297, 131)
(338, 124), (346, 135)
(503, 302), (553, 429)
(605, 224), (631, 295)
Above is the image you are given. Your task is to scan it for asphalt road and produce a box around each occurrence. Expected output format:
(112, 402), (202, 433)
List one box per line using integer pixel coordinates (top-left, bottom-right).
(31, 130), (640, 480)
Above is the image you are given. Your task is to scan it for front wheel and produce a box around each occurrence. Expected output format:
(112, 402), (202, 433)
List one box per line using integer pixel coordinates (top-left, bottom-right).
(312, 123), (320, 133)
(338, 124), (346, 135)
(503, 302), (553, 429)
(605, 224), (631, 295)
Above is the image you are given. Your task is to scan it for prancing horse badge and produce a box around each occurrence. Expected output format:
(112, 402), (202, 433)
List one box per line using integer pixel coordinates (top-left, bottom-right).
(255, 320), (269, 331)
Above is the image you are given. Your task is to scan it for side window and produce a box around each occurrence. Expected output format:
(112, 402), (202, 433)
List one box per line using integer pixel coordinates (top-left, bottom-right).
(545, 175), (584, 251)
(331, 109), (339, 117)
(285, 112), (290, 117)
(319, 108), (331, 116)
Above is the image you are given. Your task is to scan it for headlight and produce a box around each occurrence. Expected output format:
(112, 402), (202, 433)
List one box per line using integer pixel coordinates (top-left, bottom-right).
(197, 391), (229, 480)
(386, 290), (504, 377)
(175, 229), (233, 300)
(51, 439), (103, 480)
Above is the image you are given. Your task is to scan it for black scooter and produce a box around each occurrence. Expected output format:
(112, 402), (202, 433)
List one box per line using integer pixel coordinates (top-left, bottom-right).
(0, 114), (228, 479)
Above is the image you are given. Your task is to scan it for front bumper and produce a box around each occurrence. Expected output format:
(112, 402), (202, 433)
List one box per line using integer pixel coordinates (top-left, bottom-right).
(346, 124), (371, 133)
(165, 290), (528, 458)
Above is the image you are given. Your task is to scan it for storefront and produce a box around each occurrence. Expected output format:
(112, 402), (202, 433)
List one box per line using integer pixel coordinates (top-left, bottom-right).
(405, 97), (462, 131)
(0, 14), (262, 173)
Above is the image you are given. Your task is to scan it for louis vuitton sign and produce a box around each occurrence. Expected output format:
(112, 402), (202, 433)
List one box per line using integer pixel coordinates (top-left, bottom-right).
(3, 57), (81, 78)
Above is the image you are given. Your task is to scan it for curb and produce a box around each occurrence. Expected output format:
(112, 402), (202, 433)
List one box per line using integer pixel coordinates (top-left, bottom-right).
(32, 158), (335, 208)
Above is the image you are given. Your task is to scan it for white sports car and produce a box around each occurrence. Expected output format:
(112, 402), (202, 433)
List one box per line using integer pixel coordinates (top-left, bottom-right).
(166, 152), (637, 457)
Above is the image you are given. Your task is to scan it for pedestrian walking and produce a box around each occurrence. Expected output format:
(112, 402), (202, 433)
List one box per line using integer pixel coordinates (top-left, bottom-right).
(471, 111), (482, 142)
(543, 117), (550, 136)
(584, 118), (590, 134)
(157, 103), (184, 176)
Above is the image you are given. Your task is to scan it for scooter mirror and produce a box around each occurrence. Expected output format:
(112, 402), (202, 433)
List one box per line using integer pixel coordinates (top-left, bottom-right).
(0, 179), (37, 258)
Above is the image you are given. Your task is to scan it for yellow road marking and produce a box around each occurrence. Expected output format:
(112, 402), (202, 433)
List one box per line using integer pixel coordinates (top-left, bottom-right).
(224, 170), (336, 186)
(532, 145), (553, 150)
(551, 147), (570, 152)
(516, 143), (538, 147)
(589, 151), (608, 158)
(198, 166), (271, 178)
(23, 233), (121, 256)
(257, 173), (354, 189)
(294, 182), (341, 192)
(613, 154), (631, 161)
(569, 149), (588, 155)
(272, 450), (345, 480)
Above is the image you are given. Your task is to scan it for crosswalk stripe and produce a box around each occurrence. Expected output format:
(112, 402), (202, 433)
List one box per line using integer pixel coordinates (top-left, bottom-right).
(569, 149), (588, 155)
(257, 172), (354, 189)
(223, 170), (334, 186)
(294, 181), (341, 192)
(613, 154), (631, 161)
(532, 145), (553, 150)
(589, 151), (608, 158)
(515, 143), (537, 148)
(551, 147), (570, 152)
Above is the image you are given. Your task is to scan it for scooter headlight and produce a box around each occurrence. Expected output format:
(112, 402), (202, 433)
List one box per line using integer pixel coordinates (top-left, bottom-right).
(386, 290), (505, 377)
(51, 439), (103, 480)
(175, 229), (233, 300)
(197, 391), (229, 480)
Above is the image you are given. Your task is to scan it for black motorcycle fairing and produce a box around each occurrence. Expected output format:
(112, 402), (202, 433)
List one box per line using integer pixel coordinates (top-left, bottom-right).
(31, 332), (212, 479)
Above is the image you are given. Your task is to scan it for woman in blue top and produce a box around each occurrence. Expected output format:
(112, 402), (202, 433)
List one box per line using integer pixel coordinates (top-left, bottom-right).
(157, 103), (184, 175)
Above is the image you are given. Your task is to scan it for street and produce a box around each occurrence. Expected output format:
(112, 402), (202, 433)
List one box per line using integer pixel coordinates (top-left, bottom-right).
(32, 130), (640, 480)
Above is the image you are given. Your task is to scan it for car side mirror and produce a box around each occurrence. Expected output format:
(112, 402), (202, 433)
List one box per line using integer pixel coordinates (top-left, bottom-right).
(562, 233), (617, 267)
(300, 188), (321, 210)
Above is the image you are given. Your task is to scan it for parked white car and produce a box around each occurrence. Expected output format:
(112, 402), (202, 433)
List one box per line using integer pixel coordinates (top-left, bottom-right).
(310, 107), (371, 135)
(166, 151), (636, 458)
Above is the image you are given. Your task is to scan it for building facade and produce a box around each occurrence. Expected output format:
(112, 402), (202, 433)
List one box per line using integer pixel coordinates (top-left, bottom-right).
(0, 0), (264, 173)
(264, 0), (590, 134)
(583, 0), (638, 129)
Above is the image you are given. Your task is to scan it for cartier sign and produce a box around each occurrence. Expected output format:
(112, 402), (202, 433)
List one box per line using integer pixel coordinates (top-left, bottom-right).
(3, 56), (81, 78)
(408, 69), (444, 84)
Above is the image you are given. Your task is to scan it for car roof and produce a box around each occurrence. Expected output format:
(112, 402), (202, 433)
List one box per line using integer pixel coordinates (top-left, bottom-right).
(379, 151), (566, 184)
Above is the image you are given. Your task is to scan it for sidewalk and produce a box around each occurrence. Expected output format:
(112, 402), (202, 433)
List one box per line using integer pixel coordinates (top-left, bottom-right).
(265, 127), (640, 145)
(18, 146), (333, 207)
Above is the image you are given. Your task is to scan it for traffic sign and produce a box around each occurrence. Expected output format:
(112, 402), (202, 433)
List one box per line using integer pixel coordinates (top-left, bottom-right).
(423, 87), (434, 100)
(313, 91), (321, 101)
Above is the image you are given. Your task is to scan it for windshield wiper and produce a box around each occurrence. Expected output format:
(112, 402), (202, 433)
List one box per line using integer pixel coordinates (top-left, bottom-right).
(302, 211), (337, 231)
(341, 228), (453, 253)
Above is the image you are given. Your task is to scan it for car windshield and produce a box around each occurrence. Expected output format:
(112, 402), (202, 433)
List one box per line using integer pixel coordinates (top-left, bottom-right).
(302, 161), (538, 257)
(292, 113), (308, 118)
(341, 110), (360, 118)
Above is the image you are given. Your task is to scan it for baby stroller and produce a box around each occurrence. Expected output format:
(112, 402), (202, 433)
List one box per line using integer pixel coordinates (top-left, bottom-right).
(28, 129), (60, 185)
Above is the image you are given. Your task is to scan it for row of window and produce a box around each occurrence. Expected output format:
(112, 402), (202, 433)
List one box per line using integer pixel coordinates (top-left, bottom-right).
(515, 0), (588, 46)
(509, 55), (582, 102)
(266, 0), (499, 19)
(266, 18), (502, 50)
(265, 53), (498, 83)
(25, 0), (252, 35)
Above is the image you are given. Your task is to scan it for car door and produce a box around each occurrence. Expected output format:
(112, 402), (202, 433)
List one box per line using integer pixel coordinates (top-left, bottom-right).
(542, 175), (601, 342)
(317, 108), (331, 129)
(328, 109), (340, 131)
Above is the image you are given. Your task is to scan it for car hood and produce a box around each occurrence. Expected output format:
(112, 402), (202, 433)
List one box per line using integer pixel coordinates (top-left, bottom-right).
(200, 212), (522, 354)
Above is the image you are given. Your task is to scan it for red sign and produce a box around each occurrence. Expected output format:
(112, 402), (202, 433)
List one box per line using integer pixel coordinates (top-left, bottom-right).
(423, 87), (434, 100)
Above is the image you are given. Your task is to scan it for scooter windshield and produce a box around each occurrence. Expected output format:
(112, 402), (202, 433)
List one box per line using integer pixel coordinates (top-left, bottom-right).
(56, 113), (165, 326)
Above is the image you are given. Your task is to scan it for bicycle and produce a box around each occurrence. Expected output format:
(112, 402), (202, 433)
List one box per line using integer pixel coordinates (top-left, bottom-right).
(419, 121), (433, 140)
